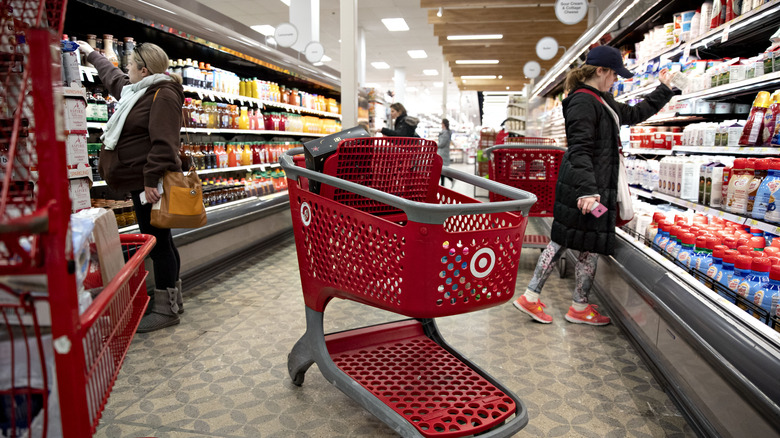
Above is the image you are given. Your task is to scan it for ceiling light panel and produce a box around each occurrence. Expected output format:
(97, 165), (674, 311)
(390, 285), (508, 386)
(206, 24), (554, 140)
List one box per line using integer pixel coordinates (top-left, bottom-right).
(371, 61), (391, 69)
(447, 34), (503, 40)
(423, 69), (439, 76)
(251, 25), (275, 36)
(455, 60), (499, 65)
(407, 50), (427, 59)
(381, 18), (410, 32)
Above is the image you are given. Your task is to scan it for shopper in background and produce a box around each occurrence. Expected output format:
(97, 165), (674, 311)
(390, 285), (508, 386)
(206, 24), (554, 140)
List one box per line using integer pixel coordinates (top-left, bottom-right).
(437, 118), (454, 187)
(78, 41), (186, 333)
(495, 119), (509, 145)
(381, 102), (419, 137)
(513, 45), (675, 326)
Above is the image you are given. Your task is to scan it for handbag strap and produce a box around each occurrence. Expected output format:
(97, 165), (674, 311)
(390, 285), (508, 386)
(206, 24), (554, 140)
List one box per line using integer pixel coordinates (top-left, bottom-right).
(152, 86), (190, 153)
(573, 88), (622, 153)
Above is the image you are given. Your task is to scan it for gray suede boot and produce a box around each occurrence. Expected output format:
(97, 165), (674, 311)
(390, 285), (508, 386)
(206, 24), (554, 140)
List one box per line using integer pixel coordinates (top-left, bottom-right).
(137, 288), (180, 333)
(175, 278), (184, 314)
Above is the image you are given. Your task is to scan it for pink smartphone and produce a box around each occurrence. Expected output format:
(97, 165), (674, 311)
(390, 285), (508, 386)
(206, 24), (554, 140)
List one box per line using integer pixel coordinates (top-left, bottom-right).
(591, 202), (608, 218)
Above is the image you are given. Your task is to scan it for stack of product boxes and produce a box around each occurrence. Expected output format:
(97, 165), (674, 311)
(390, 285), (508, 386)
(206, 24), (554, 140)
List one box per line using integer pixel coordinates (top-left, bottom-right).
(63, 86), (92, 212)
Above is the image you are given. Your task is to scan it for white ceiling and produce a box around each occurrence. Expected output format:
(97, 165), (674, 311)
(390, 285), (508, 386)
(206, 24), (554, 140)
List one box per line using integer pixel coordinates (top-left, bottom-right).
(195, 0), (461, 114)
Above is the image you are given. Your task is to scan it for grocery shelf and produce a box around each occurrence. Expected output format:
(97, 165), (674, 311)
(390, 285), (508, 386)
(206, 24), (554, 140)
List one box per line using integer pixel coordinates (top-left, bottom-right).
(671, 146), (780, 155)
(629, 0), (780, 69)
(639, 114), (708, 125)
(623, 148), (673, 155)
(615, 81), (660, 103)
(505, 116), (526, 121)
(182, 85), (341, 119)
(649, 191), (780, 234)
(86, 122), (327, 137)
(681, 71), (780, 101)
(91, 164), (282, 187)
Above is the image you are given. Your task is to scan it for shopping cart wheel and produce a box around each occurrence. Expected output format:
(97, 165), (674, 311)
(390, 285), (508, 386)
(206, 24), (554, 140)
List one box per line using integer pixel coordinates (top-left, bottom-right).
(557, 257), (566, 278)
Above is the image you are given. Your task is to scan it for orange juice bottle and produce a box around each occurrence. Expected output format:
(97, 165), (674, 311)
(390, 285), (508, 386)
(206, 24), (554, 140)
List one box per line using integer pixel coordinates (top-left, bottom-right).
(238, 107), (250, 130)
(227, 143), (238, 167)
(241, 142), (252, 165)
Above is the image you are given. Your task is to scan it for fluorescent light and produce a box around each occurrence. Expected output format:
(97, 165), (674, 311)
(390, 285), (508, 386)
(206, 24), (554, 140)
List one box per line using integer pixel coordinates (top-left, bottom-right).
(280, 0), (290, 4)
(506, 86), (510, 90)
(371, 61), (390, 69)
(137, 0), (177, 14)
(313, 62), (324, 66)
(434, 81), (443, 88)
(251, 25), (276, 36)
(407, 50), (427, 59)
(461, 75), (496, 79)
(447, 34), (503, 41)
(321, 55), (332, 62)
(455, 60), (499, 65)
(423, 69), (439, 76)
(437, 7), (442, 18)
(382, 18), (409, 32)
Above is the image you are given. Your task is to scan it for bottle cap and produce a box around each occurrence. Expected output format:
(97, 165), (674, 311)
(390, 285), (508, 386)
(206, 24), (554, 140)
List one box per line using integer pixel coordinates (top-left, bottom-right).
(723, 250), (739, 264)
(770, 265), (780, 281)
(653, 212), (666, 224)
(706, 236), (720, 249)
(724, 236), (738, 249)
(737, 237), (750, 247)
(754, 159), (770, 171)
(693, 214), (708, 225)
(735, 255), (753, 270)
(763, 246), (780, 256)
(753, 90), (771, 108)
(681, 233), (696, 245)
(769, 256), (780, 267)
(772, 238), (780, 249)
(695, 236), (708, 249)
(752, 257), (772, 272)
(738, 245), (753, 255)
(750, 236), (766, 249)
(713, 245), (727, 259)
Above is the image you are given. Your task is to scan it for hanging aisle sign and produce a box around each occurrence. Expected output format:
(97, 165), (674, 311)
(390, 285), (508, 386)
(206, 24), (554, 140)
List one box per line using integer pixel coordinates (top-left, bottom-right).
(536, 37), (559, 60)
(523, 61), (541, 79)
(555, 0), (588, 25)
(304, 41), (325, 63)
(274, 23), (298, 48)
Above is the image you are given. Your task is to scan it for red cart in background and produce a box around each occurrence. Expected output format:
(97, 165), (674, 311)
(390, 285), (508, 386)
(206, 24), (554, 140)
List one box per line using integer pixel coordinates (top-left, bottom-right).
(0, 3), (154, 436)
(485, 140), (568, 277)
(281, 137), (538, 437)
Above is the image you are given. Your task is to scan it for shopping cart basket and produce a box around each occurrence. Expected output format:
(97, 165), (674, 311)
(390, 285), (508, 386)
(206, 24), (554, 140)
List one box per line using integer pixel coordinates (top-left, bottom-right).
(485, 141), (567, 276)
(282, 137), (537, 437)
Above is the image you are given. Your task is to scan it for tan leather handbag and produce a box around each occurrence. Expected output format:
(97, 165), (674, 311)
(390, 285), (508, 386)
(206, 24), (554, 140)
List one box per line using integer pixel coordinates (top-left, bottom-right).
(150, 167), (207, 228)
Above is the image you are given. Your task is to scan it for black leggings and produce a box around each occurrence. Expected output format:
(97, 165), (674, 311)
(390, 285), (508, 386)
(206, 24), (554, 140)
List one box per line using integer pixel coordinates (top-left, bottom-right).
(131, 190), (181, 289)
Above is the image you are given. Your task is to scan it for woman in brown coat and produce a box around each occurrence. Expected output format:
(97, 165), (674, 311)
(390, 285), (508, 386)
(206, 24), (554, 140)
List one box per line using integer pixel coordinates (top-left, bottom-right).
(78, 41), (185, 332)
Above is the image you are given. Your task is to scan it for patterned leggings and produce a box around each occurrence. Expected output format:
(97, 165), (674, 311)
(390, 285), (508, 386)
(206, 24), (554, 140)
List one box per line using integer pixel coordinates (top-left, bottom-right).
(527, 241), (598, 304)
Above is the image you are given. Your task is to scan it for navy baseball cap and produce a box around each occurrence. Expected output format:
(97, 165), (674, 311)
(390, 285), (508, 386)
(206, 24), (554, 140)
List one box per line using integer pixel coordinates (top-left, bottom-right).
(585, 45), (634, 78)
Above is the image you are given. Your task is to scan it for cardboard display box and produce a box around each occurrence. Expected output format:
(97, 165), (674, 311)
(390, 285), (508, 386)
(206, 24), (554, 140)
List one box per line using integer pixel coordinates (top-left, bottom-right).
(68, 177), (91, 213)
(66, 134), (91, 179)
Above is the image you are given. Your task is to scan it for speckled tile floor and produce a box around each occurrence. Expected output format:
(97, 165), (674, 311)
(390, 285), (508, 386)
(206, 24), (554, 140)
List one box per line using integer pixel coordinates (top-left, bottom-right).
(94, 163), (695, 437)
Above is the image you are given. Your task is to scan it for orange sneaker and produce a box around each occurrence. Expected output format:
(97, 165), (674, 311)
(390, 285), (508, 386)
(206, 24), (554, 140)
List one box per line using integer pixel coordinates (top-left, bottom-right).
(512, 296), (553, 323)
(565, 304), (611, 326)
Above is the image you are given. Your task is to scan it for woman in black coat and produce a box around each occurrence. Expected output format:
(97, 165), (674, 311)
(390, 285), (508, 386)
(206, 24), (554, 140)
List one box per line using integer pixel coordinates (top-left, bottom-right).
(513, 45), (676, 326)
(381, 102), (418, 137)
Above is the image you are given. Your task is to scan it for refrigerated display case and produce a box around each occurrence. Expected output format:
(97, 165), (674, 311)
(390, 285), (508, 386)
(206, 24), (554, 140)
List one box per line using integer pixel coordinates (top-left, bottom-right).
(530, 0), (780, 435)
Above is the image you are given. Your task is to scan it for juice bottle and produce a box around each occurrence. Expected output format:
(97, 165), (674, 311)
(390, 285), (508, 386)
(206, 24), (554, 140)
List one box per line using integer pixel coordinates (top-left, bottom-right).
(227, 143), (237, 167)
(239, 107), (250, 130)
(241, 143), (252, 165)
(740, 257), (771, 312)
(252, 142), (262, 164)
(253, 109), (263, 131)
(754, 265), (780, 324)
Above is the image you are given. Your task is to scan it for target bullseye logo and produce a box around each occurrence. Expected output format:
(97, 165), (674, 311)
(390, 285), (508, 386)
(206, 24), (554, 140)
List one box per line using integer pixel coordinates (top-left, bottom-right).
(470, 248), (496, 278)
(300, 202), (312, 226)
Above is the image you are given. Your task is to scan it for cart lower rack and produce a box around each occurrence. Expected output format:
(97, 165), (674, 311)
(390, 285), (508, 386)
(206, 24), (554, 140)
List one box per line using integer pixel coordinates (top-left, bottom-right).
(282, 138), (538, 437)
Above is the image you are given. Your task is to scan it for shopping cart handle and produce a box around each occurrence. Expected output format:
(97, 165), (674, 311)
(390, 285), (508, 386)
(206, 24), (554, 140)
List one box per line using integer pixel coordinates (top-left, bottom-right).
(281, 148), (537, 224)
(483, 144), (567, 159)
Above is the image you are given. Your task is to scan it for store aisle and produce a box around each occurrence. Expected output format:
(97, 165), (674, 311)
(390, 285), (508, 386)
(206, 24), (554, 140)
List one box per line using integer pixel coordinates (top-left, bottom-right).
(96, 163), (695, 438)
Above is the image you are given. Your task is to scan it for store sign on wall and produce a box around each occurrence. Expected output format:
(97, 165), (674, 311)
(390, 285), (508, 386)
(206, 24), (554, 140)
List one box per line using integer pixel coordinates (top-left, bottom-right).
(305, 41), (325, 63)
(523, 61), (541, 79)
(536, 37), (559, 60)
(555, 0), (588, 25)
(274, 23), (298, 48)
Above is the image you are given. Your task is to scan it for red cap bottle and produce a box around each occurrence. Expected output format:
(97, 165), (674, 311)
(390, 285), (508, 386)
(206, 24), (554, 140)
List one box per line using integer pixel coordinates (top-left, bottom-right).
(752, 257), (772, 273)
(735, 255), (753, 270)
(724, 236), (739, 249)
(706, 236), (720, 250)
(681, 233), (696, 245)
(713, 245), (727, 259)
(764, 246), (780, 256)
(723, 250), (739, 265)
(738, 246), (753, 255)
(770, 265), (780, 281)
(695, 236), (708, 250)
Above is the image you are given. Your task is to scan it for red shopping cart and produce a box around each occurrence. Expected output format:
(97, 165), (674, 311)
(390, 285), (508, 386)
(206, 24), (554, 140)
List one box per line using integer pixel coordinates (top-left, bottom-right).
(485, 140), (567, 276)
(1, 9), (156, 436)
(282, 137), (538, 437)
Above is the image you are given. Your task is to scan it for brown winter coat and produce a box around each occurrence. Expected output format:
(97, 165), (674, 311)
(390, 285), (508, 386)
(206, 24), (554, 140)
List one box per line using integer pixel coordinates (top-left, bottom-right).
(88, 52), (184, 193)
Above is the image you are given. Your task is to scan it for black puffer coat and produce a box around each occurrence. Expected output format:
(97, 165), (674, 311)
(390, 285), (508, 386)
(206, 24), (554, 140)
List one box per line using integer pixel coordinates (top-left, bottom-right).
(551, 83), (673, 255)
(381, 113), (418, 137)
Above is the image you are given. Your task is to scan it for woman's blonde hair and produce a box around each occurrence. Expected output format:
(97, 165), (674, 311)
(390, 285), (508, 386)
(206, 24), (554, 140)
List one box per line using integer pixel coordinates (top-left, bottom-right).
(133, 43), (182, 84)
(564, 65), (599, 94)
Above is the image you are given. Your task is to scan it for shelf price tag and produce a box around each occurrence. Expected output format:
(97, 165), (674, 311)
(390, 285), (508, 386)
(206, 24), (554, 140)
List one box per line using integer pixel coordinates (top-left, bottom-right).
(715, 210), (725, 218)
(722, 22), (731, 43)
(683, 43), (691, 61)
(774, 227), (780, 235)
(747, 219), (758, 226)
